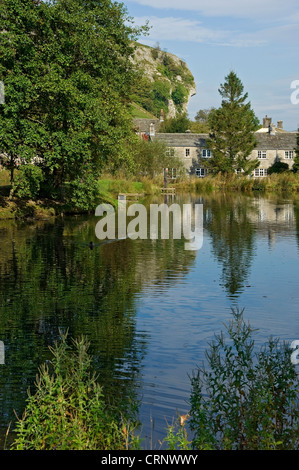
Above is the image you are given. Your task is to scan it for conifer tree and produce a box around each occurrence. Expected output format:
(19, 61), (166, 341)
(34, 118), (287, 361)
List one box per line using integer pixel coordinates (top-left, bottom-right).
(205, 71), (260, 175)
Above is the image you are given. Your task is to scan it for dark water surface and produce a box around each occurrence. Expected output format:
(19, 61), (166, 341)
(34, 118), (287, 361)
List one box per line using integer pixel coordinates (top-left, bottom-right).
(0, 192), (298, 449)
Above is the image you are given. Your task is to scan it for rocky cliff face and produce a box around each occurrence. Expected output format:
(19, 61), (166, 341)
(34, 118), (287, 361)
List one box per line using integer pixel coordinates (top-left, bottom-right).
(131, 43), (196, 119)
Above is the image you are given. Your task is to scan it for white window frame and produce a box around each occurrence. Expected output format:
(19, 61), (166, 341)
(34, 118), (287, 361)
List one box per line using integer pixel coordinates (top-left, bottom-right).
(254, 168), (267, 177)
(202, 149), (211, 158)
(169, 168), (177, 179)
(258, 150), (267, 159)
(195, 168), (206, 177)
(185, 148), (190, 158)
(284, 150), (294, 159)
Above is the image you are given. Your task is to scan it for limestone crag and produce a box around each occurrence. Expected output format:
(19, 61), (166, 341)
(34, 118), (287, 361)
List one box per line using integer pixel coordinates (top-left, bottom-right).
(132, 43), (196, 118)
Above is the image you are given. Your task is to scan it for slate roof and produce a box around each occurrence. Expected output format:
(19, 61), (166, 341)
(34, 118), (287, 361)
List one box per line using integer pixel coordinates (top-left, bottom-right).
(153, 133), (209, 147)
(153, 132), (297, 150)
(254, 132), (297, 150)
(133, 118), (161, 133)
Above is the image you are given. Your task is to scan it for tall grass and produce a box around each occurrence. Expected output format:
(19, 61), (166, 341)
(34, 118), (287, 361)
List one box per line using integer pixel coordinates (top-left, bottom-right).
(11, 333), (141, 450)
(174, 172), (299, 194)
(0, 168), (10, 186)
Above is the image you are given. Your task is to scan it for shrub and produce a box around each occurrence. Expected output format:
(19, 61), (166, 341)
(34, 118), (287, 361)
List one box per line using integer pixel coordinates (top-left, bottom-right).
(268, 161), (289, 174)
(11, 333), (141, 450)
(12, 164), (44, 199)
(189, 308), (299, 450)
(171, 84), (188, 108)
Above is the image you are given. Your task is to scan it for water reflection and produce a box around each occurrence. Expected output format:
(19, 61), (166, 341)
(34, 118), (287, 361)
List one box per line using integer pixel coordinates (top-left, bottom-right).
(0, 210), (196, 446)
(0, 193), (299, 448)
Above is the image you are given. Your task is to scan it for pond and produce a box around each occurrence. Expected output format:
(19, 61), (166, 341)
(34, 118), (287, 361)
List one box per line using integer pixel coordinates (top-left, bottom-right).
(0, 192), (299, 449)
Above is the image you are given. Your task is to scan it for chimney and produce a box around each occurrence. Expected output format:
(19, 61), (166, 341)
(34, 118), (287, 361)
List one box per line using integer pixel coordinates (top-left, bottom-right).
(277, 120), (283, 129)
(263, 115), (272, 128)
(160, 109), (164, 122)
(149, 122), (155, 137)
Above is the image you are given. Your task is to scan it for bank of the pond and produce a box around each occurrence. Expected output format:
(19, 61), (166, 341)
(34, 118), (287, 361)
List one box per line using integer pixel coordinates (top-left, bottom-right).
(0, 177), (162, 219)
(2, 173), (299, 220)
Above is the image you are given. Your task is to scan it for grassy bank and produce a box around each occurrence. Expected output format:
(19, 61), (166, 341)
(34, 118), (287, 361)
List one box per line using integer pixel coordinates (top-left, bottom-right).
(2, 170), (299, 220)
(174, 172), (299, 194)
(0, 171), (162, 219)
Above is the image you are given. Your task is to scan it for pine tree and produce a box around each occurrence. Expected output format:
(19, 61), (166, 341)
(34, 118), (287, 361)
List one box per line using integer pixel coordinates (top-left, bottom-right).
(205, 71), (260, 175)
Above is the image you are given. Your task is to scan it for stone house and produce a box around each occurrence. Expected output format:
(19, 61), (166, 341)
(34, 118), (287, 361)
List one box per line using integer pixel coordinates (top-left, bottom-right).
(151, 115), (297, 177)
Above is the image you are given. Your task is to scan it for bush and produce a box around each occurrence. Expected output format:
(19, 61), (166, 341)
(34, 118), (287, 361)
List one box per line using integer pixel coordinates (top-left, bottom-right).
(132, 139), (185, 179)
(171, 84), (188, 108)
(12, 165), (44, 199)
(11, 333), (141, 450)
(67, 173), (100, 211)
(189, 308), (299, 450)
(268, 161), (289, 174)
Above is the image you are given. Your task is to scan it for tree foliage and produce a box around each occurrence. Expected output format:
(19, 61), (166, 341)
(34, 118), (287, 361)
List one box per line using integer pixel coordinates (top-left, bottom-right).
(159, 113), (191, 133)
(132, 139), (184, 178)
(205, 71), (260, 175)
(190, 107), (215, 133)
(0, 0), (146, 206)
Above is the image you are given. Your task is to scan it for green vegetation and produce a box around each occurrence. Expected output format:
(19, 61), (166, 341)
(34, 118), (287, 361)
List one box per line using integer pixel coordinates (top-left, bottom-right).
(174, 172), (299, 194)
(189, 308), (299, 450)
(189, 108), (215, 133)
(130, 45), (195, 118)
(206, 71), (260, 175)
(267, 161), (290, 174)
(0, 0), (147, 206)
(130, 103), (157, 119)
(159, 113), (191, 133)
(11, 333), (141, 450)
(8, 310), (299, 450)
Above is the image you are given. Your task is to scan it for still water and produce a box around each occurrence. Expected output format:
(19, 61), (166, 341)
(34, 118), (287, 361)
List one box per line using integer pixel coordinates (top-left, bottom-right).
(0, 192), (299, 448)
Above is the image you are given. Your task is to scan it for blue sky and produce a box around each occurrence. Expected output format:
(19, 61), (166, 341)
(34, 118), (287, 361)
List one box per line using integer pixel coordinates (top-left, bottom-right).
(123, 0), (299, 131)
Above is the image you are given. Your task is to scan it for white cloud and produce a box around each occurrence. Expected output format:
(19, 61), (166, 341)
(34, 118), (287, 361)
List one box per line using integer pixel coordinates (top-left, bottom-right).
(135, 15), (299, 47)
(135, 16), (230, 44)
(129, 0), (297, 20)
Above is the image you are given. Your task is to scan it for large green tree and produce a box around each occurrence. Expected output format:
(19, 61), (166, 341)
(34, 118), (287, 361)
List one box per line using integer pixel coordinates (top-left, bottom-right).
(0, 0), (146, 205)
(205, 71), (260, 175)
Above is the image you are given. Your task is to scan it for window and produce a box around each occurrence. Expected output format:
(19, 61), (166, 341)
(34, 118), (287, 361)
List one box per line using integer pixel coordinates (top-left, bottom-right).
(202, 149), (211, 158)
(254, 168), (267, 177)
(285, 151), (294, 159)
(196, 168), (206, 177)
(258, 150), (267, 159)
(185, 148), (190, 158)
(169, 168), (177, 179)
(166, 148), (175, 157)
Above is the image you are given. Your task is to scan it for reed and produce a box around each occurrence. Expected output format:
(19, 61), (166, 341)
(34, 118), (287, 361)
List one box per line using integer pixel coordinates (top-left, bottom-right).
(174, 172), (299, 194)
